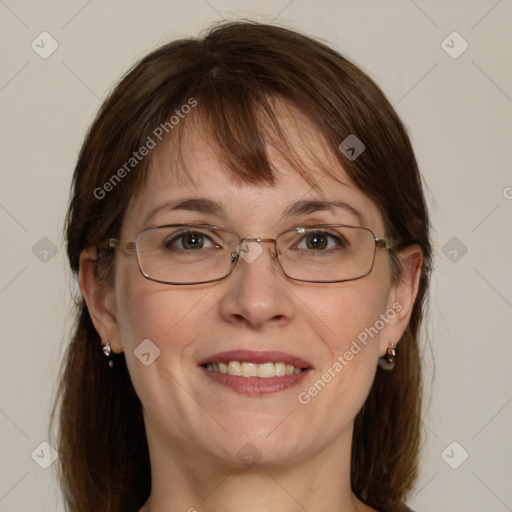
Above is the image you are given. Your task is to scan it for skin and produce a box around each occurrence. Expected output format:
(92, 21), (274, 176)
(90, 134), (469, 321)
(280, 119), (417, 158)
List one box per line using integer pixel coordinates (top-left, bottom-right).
(79, 103), (423, 512)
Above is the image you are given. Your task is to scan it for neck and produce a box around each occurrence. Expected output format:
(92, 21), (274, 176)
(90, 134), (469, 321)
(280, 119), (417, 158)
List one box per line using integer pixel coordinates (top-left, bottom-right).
(139, 419), (372, 512)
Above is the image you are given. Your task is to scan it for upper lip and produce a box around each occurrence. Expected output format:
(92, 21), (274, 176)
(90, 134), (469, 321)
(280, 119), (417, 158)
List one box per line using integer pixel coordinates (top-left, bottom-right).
(198, 350), (313, 369)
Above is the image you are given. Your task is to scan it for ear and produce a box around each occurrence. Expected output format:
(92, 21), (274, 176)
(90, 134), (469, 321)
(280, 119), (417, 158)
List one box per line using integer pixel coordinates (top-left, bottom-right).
(380, 244), (423, 356)
(78, 247), (123, 354)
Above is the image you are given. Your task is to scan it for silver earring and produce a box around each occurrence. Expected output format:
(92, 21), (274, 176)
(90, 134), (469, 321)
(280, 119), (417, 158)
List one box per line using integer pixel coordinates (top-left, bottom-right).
(102, 342), (114, 368)
(378, 342), (396, 371)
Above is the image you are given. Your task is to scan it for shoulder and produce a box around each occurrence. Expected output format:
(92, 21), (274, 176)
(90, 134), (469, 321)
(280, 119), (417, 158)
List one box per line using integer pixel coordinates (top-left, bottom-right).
(391, 504), (415, 512)
(379, 503), (415, 512)
(364, 501), (416, 512)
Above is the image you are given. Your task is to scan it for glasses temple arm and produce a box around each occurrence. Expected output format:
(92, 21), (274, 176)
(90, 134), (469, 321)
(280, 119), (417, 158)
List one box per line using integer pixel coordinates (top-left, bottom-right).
(375, 237), (399, 250)
(107, 239), (136, 251)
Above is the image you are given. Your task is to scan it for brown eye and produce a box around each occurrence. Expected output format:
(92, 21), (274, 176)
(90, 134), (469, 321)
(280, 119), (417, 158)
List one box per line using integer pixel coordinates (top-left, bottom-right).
(305, 232), (328, 250)
(181, 232), (205, 250)
(165, 231), (211, 251)
(298, 231), (348, 251)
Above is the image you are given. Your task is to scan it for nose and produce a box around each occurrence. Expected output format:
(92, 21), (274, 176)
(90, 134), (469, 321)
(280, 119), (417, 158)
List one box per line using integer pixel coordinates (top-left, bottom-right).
(218, 239), (295, 330)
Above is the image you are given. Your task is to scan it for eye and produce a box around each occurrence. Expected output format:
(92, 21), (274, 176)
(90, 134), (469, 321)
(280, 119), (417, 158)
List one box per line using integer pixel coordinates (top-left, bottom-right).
(164, 230), (216, 251)
(296, 231), (348, 251)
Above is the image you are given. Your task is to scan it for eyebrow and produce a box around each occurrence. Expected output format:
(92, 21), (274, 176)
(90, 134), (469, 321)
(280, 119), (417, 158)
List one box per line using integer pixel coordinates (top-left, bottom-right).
(144, 197), (366, 226)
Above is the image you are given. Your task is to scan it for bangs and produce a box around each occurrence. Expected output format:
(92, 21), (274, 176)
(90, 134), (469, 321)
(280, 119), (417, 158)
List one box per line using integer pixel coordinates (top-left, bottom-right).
(148, 85), (349, 193)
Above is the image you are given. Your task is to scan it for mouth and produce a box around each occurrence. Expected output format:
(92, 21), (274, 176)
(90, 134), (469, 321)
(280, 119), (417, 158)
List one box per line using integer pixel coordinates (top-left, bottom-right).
(198, 350), (313, 376)
(201, 361), (305, 377)
(197, 350), (313, 395)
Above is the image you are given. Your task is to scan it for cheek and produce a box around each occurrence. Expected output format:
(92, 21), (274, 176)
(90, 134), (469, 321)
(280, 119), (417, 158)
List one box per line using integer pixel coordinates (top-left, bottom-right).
(303, 266), (392, 356)
(113, 269), (211, 426)
(295, 259), (392, 414)
(114, 259), (209, 356)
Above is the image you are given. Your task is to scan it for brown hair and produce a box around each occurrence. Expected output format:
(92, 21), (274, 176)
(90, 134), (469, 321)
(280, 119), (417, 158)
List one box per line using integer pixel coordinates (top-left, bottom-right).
(54, 20), (432, 512)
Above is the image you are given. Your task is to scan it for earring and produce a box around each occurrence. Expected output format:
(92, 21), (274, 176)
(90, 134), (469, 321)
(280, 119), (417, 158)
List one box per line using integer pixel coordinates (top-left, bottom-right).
(102, 342), (114, 368)
(378, 342), (396, 371)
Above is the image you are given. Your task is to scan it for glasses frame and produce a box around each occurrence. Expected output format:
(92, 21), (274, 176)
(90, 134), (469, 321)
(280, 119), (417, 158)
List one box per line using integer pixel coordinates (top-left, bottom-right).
(106, 223), (398, 285)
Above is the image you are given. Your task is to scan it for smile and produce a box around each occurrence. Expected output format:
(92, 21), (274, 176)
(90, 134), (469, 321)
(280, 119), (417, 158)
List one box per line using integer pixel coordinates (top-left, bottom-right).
(202, 361), (304, 377)
(198, 350), (313, 395)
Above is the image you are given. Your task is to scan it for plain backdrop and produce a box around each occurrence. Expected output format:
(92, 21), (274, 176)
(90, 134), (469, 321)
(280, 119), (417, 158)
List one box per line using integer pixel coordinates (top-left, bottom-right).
(0, 1), (511, 511)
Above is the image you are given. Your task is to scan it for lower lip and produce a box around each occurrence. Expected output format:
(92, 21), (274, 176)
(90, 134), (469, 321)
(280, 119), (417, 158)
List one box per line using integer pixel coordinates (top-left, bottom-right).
(200, 366), (312, 395)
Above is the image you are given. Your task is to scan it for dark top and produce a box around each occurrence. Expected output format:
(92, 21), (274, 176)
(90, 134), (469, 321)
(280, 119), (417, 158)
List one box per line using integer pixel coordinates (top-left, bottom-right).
(387, 504), (414, 512)
(373, 501), (415, 512)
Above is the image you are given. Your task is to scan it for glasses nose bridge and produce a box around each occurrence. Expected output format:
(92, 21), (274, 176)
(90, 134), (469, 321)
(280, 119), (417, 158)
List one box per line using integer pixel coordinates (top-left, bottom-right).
(240, 236), (276, 244)
(232, 237), (280, 270)
(238, 236), (278, 253)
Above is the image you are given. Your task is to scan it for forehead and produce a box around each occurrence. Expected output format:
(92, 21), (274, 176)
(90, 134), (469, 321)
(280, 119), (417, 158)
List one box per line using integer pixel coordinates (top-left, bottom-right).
(123, 102), (384, 235)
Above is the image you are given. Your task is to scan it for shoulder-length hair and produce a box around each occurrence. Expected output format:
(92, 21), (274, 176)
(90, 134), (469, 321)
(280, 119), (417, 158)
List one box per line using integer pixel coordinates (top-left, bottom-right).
(54, 20), (432, 512)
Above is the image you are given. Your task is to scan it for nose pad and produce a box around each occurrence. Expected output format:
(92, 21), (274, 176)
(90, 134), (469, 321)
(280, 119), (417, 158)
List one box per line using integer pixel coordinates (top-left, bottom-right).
(235, 238), (265, 264)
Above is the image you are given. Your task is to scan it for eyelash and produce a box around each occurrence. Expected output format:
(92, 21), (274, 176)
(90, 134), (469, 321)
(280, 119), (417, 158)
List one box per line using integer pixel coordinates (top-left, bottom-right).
(163, 230), (348, 252)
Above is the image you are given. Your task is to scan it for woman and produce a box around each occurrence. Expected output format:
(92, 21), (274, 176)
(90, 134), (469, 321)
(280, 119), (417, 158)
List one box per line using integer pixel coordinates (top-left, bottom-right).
(55, 20), (431, 512)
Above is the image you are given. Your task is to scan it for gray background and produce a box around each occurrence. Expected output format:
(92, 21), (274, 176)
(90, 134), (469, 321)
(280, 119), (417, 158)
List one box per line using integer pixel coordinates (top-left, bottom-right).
(1, 1), (511, 511)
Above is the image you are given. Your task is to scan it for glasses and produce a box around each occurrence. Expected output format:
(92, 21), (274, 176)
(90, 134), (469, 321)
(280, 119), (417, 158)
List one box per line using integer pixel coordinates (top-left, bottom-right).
(107, 224), (397, 285)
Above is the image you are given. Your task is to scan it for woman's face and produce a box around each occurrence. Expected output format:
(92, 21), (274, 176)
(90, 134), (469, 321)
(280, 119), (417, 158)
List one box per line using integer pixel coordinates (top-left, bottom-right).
(100, 105), (412, 470)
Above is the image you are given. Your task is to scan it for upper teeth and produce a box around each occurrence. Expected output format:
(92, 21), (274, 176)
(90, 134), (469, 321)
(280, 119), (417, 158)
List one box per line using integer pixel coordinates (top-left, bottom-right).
(204, 361), (303, 377)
